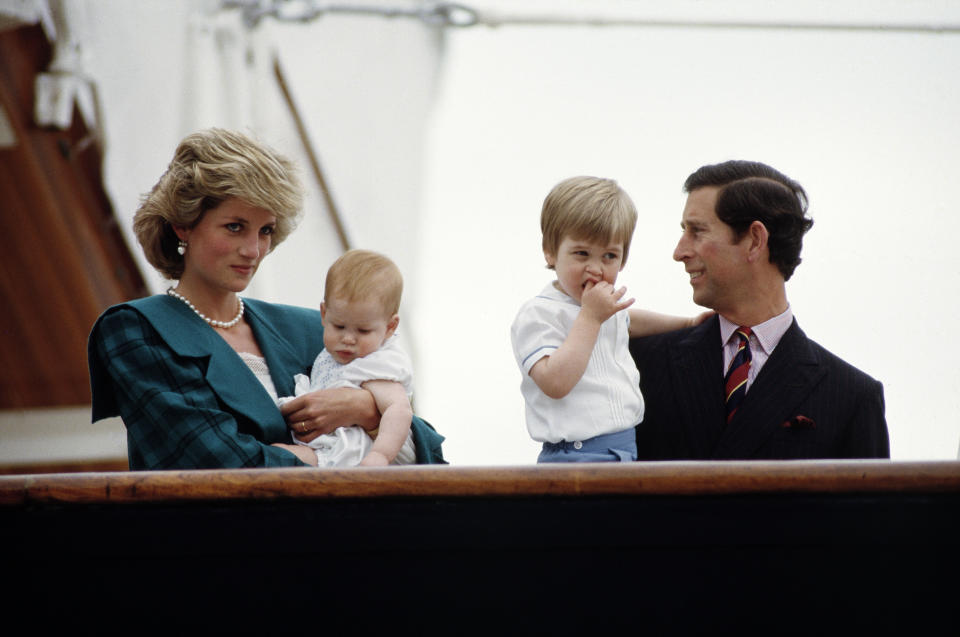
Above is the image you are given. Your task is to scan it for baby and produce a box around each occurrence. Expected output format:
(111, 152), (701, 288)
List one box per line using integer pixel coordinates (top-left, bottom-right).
(511, 176), (703, 463)
(279, 249), (416, 467)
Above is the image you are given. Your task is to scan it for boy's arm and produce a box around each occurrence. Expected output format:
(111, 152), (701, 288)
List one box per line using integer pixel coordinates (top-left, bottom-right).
(529, 282), (633, 399)
(358, 380), (413, 467)
(628, 308), (714, 338)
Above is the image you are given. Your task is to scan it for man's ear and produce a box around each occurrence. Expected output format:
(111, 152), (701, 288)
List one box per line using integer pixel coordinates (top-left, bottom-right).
(385, 314), (400, 338)
(745, 221), (769, 263)
(320, 302), (326, 319)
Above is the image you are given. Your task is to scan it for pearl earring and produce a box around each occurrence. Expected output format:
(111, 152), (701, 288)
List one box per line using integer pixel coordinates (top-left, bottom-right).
(177, 240), (187, 256)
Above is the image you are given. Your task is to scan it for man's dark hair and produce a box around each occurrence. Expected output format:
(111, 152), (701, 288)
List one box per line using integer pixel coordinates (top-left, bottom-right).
(684, 160), (814, 281)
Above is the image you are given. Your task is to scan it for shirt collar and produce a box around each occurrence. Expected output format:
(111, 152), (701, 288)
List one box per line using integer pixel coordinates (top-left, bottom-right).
(718, 305), (794, 356)
(538, 281), (579, 306)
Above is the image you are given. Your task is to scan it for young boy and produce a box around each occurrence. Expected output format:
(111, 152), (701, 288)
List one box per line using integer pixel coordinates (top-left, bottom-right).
(277, 249), (416, 467)
(511, 176), (702, 463)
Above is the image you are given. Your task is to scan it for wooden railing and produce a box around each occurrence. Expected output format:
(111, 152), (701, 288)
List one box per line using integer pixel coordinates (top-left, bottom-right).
(3, 461), (958, 633)
(2, 459), (959, 503)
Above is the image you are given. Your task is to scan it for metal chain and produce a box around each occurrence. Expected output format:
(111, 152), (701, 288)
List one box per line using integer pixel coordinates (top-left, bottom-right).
(222, 1), (478, 29)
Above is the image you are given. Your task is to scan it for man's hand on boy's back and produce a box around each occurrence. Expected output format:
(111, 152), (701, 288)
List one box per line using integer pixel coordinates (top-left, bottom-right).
(580, 281), (635, 325)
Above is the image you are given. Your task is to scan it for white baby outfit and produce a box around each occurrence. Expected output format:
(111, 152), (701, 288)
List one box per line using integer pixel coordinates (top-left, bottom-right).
(277, 335), (416, 466)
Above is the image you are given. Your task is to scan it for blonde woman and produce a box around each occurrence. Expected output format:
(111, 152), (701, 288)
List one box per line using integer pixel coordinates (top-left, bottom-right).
(88, 129), (444, 469)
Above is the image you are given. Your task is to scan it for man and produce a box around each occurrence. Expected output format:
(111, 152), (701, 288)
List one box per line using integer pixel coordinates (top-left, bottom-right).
(631, 160), (889, 459)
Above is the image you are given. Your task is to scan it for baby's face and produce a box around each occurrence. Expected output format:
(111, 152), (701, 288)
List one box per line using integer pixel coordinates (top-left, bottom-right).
(321, 297), (398, 365)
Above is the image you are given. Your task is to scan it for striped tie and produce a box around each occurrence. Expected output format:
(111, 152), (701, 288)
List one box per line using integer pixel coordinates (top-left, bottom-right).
(724, 326), (752, 423)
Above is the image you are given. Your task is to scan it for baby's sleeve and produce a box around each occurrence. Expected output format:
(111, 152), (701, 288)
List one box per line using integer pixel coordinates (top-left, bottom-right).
(339, 339), (414, 397)
(510, 299), (568, 375)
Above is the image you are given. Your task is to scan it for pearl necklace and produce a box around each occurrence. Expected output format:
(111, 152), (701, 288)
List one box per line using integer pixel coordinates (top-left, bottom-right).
(167, 287), (245, 329)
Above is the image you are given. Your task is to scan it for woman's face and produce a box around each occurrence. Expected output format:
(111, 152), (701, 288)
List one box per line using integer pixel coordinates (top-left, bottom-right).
(175, 198), (277, 294)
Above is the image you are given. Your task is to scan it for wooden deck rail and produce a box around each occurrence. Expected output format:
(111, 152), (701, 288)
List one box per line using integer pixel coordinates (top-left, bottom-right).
(4, 461), (958, 634)
(2, 460), (960, 504)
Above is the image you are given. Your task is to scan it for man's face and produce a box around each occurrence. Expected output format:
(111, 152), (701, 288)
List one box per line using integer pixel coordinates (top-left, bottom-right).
(673, 186), (752, 313)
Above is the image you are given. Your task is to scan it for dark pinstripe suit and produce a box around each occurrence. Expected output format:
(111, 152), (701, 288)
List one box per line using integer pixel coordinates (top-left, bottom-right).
(629, 315), (889, 460)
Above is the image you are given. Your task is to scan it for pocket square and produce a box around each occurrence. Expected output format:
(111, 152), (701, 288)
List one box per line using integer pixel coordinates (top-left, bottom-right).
(782, 415), (816, 429)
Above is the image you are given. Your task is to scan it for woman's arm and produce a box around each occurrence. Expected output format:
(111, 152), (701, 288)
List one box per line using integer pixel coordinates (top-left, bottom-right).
(270, 443), (318, 465)
(357, 380), (413, 466)
(92, 308), (306, 469)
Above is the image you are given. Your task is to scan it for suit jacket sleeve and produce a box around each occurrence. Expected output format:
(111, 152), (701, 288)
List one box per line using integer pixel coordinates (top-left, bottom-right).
(840, 367), (889, 458)
(89, 305), (305, 469)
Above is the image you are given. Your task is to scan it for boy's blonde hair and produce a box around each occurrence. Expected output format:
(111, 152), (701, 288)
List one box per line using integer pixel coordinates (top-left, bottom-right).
(541, 176), (638, 266)
(325, 249), (403, 316)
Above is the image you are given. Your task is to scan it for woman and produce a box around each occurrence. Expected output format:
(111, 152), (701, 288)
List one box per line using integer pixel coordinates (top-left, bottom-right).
(88, 128), (445, 469)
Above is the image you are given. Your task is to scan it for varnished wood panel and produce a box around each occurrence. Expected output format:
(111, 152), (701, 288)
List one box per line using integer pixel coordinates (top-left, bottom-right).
(2, 462), (958, 634)
(2, 460), (958, 505)
(0, 24), (147, 408)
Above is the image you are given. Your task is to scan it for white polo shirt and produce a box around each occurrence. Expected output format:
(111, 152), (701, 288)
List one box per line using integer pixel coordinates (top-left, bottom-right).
(511, 282), (645, 443)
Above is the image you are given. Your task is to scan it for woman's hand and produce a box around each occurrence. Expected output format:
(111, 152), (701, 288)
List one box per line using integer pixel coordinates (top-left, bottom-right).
(271, 443), (318, 466)
(280, 387), (379, 442)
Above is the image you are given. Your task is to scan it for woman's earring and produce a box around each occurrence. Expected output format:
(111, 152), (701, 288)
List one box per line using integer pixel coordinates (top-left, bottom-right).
(177, 240), (187, 256)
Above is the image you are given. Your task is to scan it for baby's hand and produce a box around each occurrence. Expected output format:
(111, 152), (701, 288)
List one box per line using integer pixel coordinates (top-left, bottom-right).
(580, 281), (635, 324)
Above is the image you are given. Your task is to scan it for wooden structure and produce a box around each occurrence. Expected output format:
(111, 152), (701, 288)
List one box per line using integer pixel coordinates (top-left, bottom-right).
(0, 23), (147, 409)
(3, 461), (958, 633)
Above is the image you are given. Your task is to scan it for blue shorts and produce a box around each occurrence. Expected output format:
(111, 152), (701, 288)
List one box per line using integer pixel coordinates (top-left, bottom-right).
(537, 428), (637, 463)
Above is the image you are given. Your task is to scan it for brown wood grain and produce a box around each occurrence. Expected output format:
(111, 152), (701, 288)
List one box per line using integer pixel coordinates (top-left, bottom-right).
(0, 23), (147, 409)
(2, 460), (958, 506)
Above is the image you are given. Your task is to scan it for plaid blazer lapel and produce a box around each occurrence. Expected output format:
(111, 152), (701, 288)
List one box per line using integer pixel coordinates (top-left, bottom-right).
(243, 299), (309, 399)
(136, 296), (287, 437)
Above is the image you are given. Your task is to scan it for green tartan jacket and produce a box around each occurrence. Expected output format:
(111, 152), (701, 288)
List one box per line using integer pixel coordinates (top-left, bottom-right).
(88, 295), (445, 469)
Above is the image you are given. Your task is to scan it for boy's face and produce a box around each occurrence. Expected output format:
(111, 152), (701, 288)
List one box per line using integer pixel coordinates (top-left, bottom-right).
(545, 235), (626, 303)
(321, 296), (399, 365)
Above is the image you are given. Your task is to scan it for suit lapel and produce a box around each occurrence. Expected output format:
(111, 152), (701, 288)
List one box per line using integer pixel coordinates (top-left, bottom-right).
(134, 295), (286, 435)
(243, 299), (307, 399)
(713, 320), (825, 458)
(669, 317), (727, 458)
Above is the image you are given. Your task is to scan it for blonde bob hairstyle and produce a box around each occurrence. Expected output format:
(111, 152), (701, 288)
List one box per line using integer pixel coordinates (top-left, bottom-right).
(324, 249), (403, 317)
(540, 176), (638, 267)
(133, 128), (304, 280)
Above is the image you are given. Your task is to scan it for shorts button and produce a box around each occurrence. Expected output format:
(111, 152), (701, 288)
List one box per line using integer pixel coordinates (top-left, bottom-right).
(573, 441), (583, 450)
